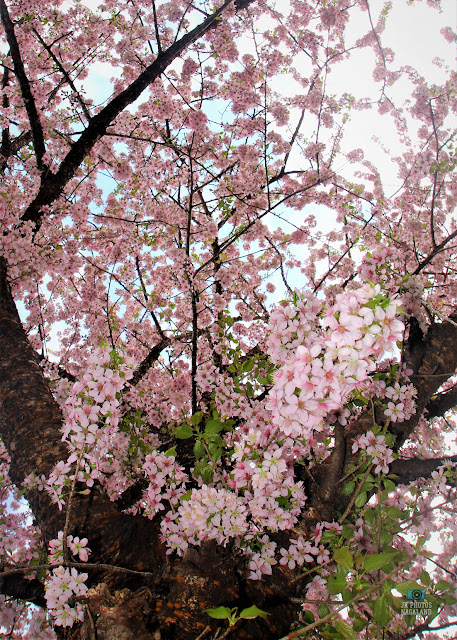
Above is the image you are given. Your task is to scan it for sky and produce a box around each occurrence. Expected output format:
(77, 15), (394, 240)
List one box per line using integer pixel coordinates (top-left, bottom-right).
(332, 0), (457, 190)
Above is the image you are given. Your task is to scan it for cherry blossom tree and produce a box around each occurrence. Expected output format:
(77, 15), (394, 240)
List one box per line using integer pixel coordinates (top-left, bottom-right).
(0, 0), (456, 638)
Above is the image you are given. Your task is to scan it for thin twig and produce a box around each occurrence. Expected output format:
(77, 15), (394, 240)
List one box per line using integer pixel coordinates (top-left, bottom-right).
(279, 557), (411, 640)
(2, 561), (155, 578)
(338, 464), (374, 525)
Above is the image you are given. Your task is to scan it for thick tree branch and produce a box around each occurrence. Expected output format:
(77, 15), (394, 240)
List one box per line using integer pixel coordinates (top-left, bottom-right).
(339, 313), (457, 500)
(390, 455), (457, 485)
(393, 312), (457, 445)
(20, 0), (256, 228)
(1, 64), (10, 161)
(0, 129), (33, 173)
(130, 328), (204, 386)
(425, 383), (457, 419)
(130, 337), (172, 386)
(36, 353), (77, 383)
(0, 571), (46, 607)
(319, 423), (346, 504)
(412, 229), (457, 276)
(0, 0), (46, 170)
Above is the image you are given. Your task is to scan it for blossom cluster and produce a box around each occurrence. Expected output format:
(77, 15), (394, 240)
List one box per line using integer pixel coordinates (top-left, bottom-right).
(267, 291), (323, 366)
(15, 287), (419, 625)
(43, 348), (134, 506)
(161, 486), (249, 553)
(43, 532), (91, 626)
(158, 284), (412, 578)
(140, 451), (188, 519)
(247, 524), (336, 580)
(48, 531), (90, 563)
(352, 431), (394, 474)
(45, 566), (88, 627)
(266, 284), (405, 447)
(384, 381), (417, 424)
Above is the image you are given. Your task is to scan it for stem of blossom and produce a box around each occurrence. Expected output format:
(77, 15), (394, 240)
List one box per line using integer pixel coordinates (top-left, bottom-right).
(194, 626), (212, 640)
(279, 557), (411, 640)
(338, 459), (365, 485)
(338, 463), (374, 526)
(420, 553), (457, 579)
(290, 558), (332, 585)
(263, 425), (282, 455)
(420, 301), (457, 328)
(3, 562), (155, 578)
(376, 483), (381, 553)
(83, 604), (97, 640)
(191, 290), (198, 414)
(399, 494), (457, 531)
(62, 455), (83, 563)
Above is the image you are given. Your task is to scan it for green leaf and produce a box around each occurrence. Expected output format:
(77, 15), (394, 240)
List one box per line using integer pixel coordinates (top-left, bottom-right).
(390, 596), (404, 613)
(205, 418), (225, 434)
(364, 552), (399, 572)
(243, 358), (254, 372)
(436, 579), (454, 592)
(327, 573), (347, 595)
(206, 606), (231, 620)
(224, 419), (235, 429)
(318, 604), (330, 618)
(334, 547), (353, 570)
(353, 617), (368, 632)
(354, 491), (367, 507)
(395, 580), (423, 596)
(373, 595), (391, 626)
(383, 478), (396, 491)
(335, 619), (356, 640)
(386, 506), (404, 519)
(202, 432), (222, 444)
(415, 536), (427, 551)
(193, 460), (206, 478)
(341, 480), (355, 496)
(239, 605), (269, 620)
(363, 508), (376, 527)
(208, 444), (222, 462)
(201, 466), (214, 484)
(174, 424), (193, 439)
(193, 440), (206, 460)
(301, 610), (315, 624)
(420, 570), (431, 587)
(190, 411), (204, 426)
(164, 446), (177, 457)
(379, 531), (394, 546)
(342, 588), (353, 604)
